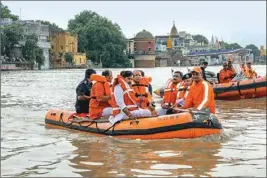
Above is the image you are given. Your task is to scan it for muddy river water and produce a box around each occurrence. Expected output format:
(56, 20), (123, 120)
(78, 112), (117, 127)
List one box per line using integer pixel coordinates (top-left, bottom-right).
(1, 65), (266, 177)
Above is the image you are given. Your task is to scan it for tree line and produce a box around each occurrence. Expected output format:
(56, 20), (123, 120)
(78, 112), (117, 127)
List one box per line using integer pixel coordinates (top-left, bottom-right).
(0, 3), (263, 69)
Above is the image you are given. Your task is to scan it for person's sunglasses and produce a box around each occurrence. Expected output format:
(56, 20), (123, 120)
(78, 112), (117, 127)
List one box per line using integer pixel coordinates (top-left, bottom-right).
(173, 75), (179, 78)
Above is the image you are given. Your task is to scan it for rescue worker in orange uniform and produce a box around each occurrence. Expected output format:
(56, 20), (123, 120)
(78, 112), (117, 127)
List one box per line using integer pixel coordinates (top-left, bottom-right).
(174, 67), (216, 114)
(176, 73), (193, 107)
(132, 70), (156, 116)
(157, 71), (183, 116)
(219, 62), (234, 83)
(108, 71), (151, 125)
(245, 61), (257, 79)
(89, 70), (113, 120)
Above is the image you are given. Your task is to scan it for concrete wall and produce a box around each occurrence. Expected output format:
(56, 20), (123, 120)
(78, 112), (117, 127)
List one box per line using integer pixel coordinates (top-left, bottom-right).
(73, 53), (87, 65)
(134, 55), (155, 68)
(155, 58), (168, 67)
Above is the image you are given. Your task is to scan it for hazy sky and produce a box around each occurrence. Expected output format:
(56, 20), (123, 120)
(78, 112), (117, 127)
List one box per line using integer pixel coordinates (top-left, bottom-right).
(3, 1), (266, 47)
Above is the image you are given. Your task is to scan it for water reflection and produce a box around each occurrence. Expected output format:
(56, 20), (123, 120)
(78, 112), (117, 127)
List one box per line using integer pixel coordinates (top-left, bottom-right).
(66, 137), (223, 177)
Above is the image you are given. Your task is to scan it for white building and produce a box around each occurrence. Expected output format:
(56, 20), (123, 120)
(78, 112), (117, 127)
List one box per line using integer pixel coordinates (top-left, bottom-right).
(19, 20), (51, 69)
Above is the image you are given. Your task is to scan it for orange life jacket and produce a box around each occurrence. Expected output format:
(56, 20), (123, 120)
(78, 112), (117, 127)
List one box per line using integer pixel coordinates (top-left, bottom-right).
(110, 75), (138, 116)
(162, 79), (180, 106)
(90, 74), (112, 95)
(132, 77), (152, 109)
(245, 67), (257, 79)
(177, 81), (185, 99)
(89, 74), (112, 119)
(184, 86), (190, 99)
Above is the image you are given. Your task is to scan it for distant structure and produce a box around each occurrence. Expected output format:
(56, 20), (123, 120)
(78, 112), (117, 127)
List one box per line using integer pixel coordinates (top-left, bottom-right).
(50, 32), (86, 68)
(19, 20), (51, 69)
(125, 30), (155, 68)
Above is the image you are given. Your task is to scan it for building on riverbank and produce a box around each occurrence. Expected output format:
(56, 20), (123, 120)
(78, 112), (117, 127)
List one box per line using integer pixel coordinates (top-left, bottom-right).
(126, 30), (156, 68)
(19, 20), (51, 69)
(1, 19), (51, 70)
(185, 48), (253, 66)
(50, 32), (87, 68)
(259, 45), (266, 64)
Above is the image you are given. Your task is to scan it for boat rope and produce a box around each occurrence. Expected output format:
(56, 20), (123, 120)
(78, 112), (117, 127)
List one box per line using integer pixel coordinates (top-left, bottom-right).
(59, 112), (73, 127)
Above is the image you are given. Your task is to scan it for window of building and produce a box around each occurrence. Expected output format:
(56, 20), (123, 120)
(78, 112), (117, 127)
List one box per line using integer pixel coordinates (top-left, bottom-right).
(148, 48), (151, 51)
(148, 42), (151, 44)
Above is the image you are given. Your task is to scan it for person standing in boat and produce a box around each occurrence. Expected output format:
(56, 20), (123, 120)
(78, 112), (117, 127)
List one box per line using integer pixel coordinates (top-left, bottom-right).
(109, 71), (152, 125)
(157, 71), (183, 116)
(174, 67), (216, 114)
(89, 70), (113, 120)
(75, 69), (96, 114)
(245, 60), (258, 79)
(219, 62), (234, 83)
(200, 61), (208, 81)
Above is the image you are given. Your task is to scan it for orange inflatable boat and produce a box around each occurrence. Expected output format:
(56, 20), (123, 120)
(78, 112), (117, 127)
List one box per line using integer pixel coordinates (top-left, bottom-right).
(154, 75), (266, 100)
(45, 109), (223, 140)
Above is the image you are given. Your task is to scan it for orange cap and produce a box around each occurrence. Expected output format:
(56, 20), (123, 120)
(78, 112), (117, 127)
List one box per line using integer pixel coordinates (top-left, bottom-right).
(191, 67), (202, 73)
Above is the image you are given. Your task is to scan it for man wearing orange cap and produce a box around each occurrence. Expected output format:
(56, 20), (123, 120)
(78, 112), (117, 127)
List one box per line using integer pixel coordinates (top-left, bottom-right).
(245, 60), (257, 79)
(219, 62), (234, 83)
(175, 67), (216, 114)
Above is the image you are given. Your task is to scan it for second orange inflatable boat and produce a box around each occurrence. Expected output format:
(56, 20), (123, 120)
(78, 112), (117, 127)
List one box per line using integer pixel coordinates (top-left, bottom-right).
(45, 109), (223, 140)
(154, 75), (266, 100)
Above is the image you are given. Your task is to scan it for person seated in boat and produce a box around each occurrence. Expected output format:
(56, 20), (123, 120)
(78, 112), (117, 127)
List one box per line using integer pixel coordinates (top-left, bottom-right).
(132, 70), (157, 116)
(227, 58), (236, 73)
(219, 62), (234, 83)
(245, 60), (257, 79)
(176, 73), (193, 107)
(173, 67), (216, 114)
(108, 71), (152, 125)
(200, 61), (208, 81)
(89, 70), (113, 120)
(227, 58), (236, 81)
(241, 63), (248, 76)
(157, 71), (183, 116)
(75, 69), (96, 114)
(140, 70), (153, 95)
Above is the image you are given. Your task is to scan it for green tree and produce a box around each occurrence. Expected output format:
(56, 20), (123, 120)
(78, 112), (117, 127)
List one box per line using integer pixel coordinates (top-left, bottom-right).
(245, 44), (260, 59)
(192, 34), (209, 45)
(22, 34), (45, 69)
(35, 47), (45, 70)
(40, 20), (65, 33)
(0, 3), (19, 21)
(64, 53), (73, 64)
(224, 42), (242, 50)
(1, 23), (23, 56)
(22, 35), (39, 61)
(68, 10), (131, 68)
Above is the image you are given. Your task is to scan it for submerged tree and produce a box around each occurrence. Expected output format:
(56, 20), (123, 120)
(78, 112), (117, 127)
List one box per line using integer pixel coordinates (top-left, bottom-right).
(22, 34), (45, 69)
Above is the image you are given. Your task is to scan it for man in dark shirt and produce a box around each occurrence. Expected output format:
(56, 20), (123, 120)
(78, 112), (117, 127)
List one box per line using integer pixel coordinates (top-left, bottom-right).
(75, 69), (96, 113)
(200, 61), (208, 81)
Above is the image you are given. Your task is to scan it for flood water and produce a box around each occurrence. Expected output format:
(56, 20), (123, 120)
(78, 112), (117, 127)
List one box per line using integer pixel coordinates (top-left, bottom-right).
(1, 65), (266, 177)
